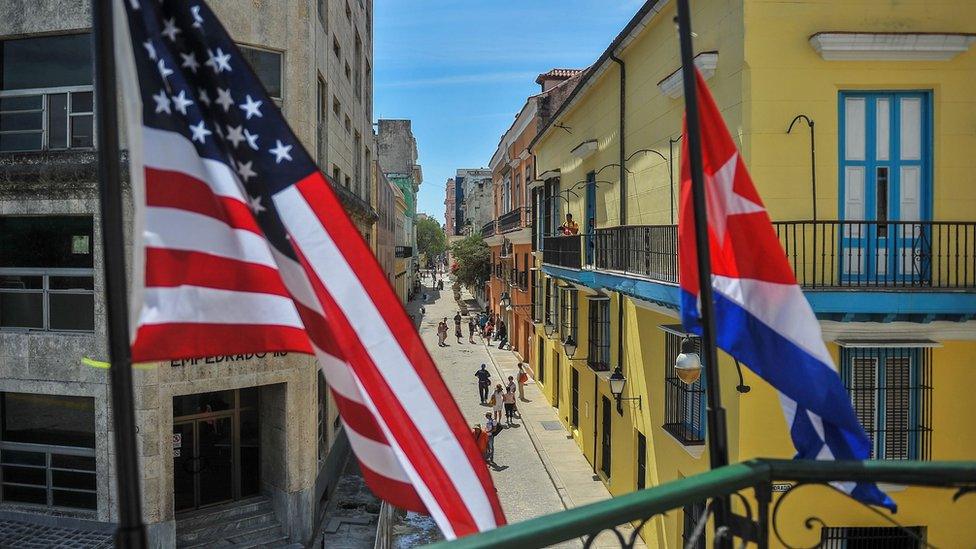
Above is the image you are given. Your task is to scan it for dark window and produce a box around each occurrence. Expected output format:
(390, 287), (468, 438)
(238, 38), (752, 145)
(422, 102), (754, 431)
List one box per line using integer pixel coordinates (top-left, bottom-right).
(354, 33), (363, 101)
(1, 216), (95, 332)
(663, 329), (705, 445)
(531, 270), (542, 323)
(560, 286), (577, 345)
(0, 392), (97, 510)
(239, 46), (282, 104)
(333, 37), (341, 58)
(318, 373), (330, 462)
(587, 297), (610, 372)
(600, 395), (611, 477)
(841, 347), (931, 460)
(636, 432), (647, 490)
(537, 337), (545, 384)
(570, 368), (579, 428)
(820, 526), (924, 548)
(682, 501), (707, 549)
(0, 34), (92, 91)
(317, 76), (327, 164)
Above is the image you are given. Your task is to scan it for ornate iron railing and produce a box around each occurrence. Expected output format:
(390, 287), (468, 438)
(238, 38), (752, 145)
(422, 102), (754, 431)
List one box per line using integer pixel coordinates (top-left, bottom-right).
(543, 235), (582, 269)
(482, 221), (497, 238)
(499, 207), (530, 233)
(773, 220), (976, 289)
(547, 222), (976, 290)
(431, 459), (976, 549)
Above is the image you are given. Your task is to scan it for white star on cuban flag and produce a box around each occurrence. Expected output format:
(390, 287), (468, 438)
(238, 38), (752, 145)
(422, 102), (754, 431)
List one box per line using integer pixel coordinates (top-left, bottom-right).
(112, 0), (505, 537)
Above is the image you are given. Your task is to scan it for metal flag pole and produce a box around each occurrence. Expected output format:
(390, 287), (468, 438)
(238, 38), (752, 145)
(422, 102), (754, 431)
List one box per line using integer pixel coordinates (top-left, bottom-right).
(674, 0), (733, 544)
(91, 0), (148, 546)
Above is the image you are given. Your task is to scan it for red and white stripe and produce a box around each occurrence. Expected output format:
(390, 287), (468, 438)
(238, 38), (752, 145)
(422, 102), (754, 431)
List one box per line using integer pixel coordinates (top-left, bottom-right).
(115, 15), (505, 535)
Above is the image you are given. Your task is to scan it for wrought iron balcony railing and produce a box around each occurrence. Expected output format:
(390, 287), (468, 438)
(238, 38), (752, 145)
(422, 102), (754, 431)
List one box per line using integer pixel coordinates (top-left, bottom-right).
(482, 221), (497, 238)
(432, 459), (976, 549)
(499, 207), (530, 233)
(394, 246), (412, 258)
(543, 221), (976, 291)
(543, 235), (582, 270)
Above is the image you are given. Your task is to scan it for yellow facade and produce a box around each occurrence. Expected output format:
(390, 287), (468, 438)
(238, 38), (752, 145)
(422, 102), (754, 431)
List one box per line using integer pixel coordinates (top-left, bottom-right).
(530, 0), (976, 546)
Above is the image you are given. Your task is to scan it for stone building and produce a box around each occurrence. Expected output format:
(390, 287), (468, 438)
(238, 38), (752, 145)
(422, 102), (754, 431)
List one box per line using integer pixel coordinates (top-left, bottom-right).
(377, 119), (422, 299)
(373, 161), (396, 288)
(444, 178), (455, 237)
(0, 0), (375, 546)
(455, 168), (493, 238)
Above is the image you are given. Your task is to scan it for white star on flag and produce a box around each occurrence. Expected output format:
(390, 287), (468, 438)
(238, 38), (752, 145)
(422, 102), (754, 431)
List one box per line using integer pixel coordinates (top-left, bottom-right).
(171, 90), (193, 115)
(190, 5), (204, 27)
(180, 51), (200, 73)
(151, 89), (171, 114)
(189, 120), (212, 143)
(215, 87), (234, 112)
(239, 95), (263, 120)
(269, 140), (293, 163)
(142, 40), (157, 60)
(205, 48), (232, 73)
(197, 88), (211, 106)
(157, 58), (173, 79)
(161, 17), (182, 42)
(243, 129), (260, 150)
(225, 125), (245, 148)
(236, 160), (257, 182)
(704, 152), (765, 243)
(248, 194), (267, 214)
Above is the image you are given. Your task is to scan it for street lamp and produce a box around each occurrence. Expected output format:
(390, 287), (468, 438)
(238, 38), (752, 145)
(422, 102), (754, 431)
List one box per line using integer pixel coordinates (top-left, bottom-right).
(499, 292), (512, 309)
(608, 366), (641, 414)
(674, 337), (703, 385)
(544, 320), (557, 338)
(563, 335), (578, 358)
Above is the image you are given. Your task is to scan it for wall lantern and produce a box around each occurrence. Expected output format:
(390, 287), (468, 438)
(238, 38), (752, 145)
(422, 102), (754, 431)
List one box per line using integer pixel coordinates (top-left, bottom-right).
(674, 337), (703, 385)
(544, 320), (557, 338)
(499, 292), (512, 309)
(608, 366), (641, 414)
(563, 335), (578, 358)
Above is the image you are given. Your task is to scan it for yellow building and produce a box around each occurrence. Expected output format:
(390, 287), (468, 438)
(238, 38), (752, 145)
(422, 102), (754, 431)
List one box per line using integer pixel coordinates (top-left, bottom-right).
(528, 0), (976, 546)
(393, 181), (409, 305)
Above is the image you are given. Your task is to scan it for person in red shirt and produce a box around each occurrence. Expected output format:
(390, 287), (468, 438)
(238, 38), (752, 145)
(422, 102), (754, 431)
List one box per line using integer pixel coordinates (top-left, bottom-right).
(472, 424), (490, 461)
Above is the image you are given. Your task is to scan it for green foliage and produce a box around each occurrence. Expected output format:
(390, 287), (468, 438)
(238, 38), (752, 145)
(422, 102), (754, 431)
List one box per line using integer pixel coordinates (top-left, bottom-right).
(416, 217), (447, 259)
(451, 234), (490, 288)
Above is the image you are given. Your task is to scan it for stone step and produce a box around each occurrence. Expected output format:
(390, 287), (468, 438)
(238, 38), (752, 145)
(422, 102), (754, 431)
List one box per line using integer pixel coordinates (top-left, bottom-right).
(176, 508), (277, 545)
(225, 524), (290, 548)
(176, 497), (272, 531)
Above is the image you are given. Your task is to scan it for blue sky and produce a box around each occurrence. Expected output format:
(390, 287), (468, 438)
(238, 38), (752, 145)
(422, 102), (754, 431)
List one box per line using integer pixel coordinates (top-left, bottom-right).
(373, 1), (643, 222)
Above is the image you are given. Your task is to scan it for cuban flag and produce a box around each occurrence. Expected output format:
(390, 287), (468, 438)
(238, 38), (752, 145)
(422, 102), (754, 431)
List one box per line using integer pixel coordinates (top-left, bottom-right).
(678, 69), (894, 510)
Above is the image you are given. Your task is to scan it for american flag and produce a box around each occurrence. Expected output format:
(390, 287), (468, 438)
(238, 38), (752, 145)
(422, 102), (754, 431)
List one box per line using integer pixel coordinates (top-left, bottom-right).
(113, 0), (504, 537)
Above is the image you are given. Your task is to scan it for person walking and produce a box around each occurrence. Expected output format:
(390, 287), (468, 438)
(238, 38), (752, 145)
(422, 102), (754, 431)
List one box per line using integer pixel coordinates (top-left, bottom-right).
(490, 384), (505, 423)
(483, 318), (494, 343)
(503, 387), (517, 425)
(472, 424), (489, 462)
(474, 364), (492, 404)
(483, 413), (497, 463)
(437, 318), (449, 347)
(517, 363), (533, 401)
(468, 317), (477, 343)
(455, 321), (463, 344)
(496, 319), (508, 349)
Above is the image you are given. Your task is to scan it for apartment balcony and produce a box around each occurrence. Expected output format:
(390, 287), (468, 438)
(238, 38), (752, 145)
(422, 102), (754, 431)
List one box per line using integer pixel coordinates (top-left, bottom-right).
(395, 246), (413, 258)
(329, 179), (378, 222)
(543, 235), (582, 270)
(482, 220), (497, 238)
(498, 206), (531, 233)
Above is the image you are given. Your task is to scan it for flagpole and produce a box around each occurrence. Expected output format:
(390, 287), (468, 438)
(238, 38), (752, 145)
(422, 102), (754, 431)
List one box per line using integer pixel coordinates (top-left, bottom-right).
(92, 0), (149, 547)
(675, 0), (732, 544)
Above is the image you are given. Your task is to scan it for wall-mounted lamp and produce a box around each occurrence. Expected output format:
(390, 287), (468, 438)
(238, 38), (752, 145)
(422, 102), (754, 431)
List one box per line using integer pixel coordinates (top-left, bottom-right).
(544, 320), (557, 338)
(674, 337), (703, 385)
(608, 367), (642, 414)
(563, 335), (578, 358)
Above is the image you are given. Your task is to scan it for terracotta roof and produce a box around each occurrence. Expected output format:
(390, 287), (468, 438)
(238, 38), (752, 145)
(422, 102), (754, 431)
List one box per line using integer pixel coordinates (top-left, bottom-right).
(535, 68), (584, 84)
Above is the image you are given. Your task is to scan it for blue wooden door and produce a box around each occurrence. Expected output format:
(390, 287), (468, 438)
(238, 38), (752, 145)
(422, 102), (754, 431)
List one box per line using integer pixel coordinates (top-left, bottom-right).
(839, 92), (931, 284)
(585, 171), (597, 265)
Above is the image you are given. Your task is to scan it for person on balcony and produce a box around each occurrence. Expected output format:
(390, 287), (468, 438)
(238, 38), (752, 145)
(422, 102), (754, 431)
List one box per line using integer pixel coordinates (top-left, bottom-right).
(559, 213), (579, 235)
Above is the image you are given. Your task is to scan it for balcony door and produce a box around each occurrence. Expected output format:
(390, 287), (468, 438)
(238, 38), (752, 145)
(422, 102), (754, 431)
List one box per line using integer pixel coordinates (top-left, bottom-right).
(839, 92), (931, 285)
(584, 171), (597, 265)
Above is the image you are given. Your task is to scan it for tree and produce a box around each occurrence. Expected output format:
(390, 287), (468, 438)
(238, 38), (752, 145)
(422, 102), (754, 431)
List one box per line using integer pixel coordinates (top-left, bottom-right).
(416, 217), (447, 267)
(451, 234), (490, 288)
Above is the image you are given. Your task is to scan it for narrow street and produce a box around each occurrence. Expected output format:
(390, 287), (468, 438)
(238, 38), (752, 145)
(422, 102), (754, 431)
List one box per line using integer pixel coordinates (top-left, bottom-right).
(408, 274), (639, 548)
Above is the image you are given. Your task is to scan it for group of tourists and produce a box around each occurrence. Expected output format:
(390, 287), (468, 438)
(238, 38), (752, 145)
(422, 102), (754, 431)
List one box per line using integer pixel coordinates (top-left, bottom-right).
(471, 363), (533, 464)
(475, 311), (508, 350)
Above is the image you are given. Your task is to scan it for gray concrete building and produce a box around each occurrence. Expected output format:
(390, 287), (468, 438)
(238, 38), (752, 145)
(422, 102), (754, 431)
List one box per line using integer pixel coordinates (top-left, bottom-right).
(455, 168), (493, 237)
(377, 119), (422, 298)
(0, 0), (375, 546)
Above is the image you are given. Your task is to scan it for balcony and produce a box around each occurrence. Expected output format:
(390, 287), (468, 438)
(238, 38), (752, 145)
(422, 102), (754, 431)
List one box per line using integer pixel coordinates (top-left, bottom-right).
(329, 179), (378, 222)
(395, 246), (412, 258)
(544, 221), (976, 291)
(482, 220), (497, 238)
(0, 86), (95, 153)
(543, 235), (582, 270)
(498, 207), (530, 233)
(430, 459), (975, 549)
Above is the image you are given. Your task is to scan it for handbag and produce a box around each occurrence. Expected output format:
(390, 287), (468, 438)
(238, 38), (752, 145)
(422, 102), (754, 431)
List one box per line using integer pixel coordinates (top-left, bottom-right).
(518, 372), (528, 383)
(488, 395), (496, 406)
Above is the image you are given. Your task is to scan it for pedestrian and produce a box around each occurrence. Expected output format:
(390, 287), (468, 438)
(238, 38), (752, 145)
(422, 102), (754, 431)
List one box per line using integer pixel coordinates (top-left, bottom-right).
(475, 364), (492, 403)
(503, 387), (517, 424)
(497, 319), (508, 349)
(506, 375), (516, 395)
(472, 424), (489, 462)
(491, 384), (505, 423)
(517, 363), (533, 400)
(437, 318), (449, 347)
(468, 317), (477, 343)
(484, 413), (497, 462)
(483, 319), (494, 342)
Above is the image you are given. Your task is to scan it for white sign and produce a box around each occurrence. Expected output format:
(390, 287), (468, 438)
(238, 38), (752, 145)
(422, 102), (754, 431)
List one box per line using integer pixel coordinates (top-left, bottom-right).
(172, 433), (182, 449)
(772, 482), (793, 493)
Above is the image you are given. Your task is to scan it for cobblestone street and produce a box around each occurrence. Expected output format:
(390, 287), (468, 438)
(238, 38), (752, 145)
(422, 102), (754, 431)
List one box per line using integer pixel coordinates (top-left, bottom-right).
(410, 274), (639, 548)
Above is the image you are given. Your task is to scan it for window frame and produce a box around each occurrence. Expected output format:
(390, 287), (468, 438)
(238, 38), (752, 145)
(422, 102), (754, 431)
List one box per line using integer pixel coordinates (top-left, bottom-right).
(570, 367), (579, 428)
(636, 431), (647, 491)
(238, 44), (283, 105)
(662, 327), (706, 445)
(587, 296), (611, 372)
(559, 285), (577, 345)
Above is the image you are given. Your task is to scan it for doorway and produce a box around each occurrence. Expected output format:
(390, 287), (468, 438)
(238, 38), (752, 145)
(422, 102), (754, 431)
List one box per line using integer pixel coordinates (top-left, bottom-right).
(601, 395), (612, 477)
(584, 171), (597, 265)
(173, 388), (260, 512)
(552, 350), (561, 408)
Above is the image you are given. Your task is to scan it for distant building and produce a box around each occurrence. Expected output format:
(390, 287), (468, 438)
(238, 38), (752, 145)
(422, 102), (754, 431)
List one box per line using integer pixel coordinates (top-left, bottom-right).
(455, 168), (493, 237)
(378, 119), (423, 298)
(373, 162), (396, 287)
(444, 178), (456, 236)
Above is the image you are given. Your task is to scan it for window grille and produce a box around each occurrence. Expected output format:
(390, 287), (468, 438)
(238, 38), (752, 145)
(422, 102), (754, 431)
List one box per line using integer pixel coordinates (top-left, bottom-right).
(587, 297), (611, 372)
(571, 368), (580, 428)
(560, 286), (577, 344)
(820, 526), (924, 548)
(841, 347), (932, 460)
(636, 432), (647, 491)
(537, 337), (545, 384)
(663, 329), (705, 445)
(682, 501), (707, 549)
(531, 270), (542, 323)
